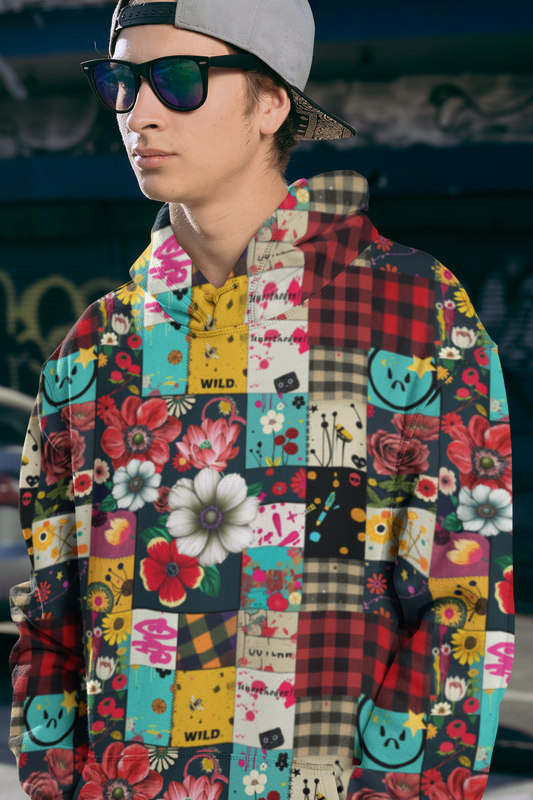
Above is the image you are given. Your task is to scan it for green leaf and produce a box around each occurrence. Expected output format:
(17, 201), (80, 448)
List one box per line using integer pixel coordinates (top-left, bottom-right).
(198, 564), (221, 597)
(451, 494), (459, 507)
(100, 494), (117, 512)
(495, 555), (513, 571)
(442, 359), (457, 371)
(129, 385), (140, 395)
(366, 486), (383, 506)
(433, 715), (444, 728)
(33, 499), (47, 522)
(140, 526), (172, 546)
(246, 482), (263, 497)
(157, 514), (170, 526)
(443, 511), (462, 532)
(475, 403), (487, 417)
(105, 481), (114, 490)
(103, 345), (113, 357)
(376, 480), (397, 492)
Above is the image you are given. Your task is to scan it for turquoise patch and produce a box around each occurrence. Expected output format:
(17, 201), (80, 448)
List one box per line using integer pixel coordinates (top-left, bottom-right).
(142, 322), (189, 396)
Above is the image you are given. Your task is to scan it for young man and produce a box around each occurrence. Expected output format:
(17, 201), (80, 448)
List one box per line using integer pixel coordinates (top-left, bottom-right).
(10, 1), (514, 799)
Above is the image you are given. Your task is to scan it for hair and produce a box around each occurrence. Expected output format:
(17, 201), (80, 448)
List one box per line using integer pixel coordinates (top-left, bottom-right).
(225, 44), (299, 176)
(118, 1), (299, 174)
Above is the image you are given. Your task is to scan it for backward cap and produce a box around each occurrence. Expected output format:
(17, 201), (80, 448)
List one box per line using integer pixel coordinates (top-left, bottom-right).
(174, 0), (315, 90)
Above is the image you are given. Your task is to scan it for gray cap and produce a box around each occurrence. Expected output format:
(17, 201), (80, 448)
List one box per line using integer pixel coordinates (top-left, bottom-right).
(109, 0), (356, 141)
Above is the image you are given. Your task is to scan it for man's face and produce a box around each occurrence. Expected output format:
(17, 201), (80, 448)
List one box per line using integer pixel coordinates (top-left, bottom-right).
(114, 20), (260, 206)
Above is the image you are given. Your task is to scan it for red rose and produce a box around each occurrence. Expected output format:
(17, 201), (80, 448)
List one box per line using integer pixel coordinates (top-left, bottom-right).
(382, 773), (420, 800)
(61, 401), (95, 432)
(44, 748), (74, 786)
(154, 486), (171, 514)
(392, 413), (440, 442)
(42, 429), (86, 486)
(22, 771), (60, 800)
(368, 430), (429, 476)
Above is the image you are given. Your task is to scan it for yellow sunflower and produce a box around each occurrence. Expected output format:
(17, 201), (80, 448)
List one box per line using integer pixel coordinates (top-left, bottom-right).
(116, 282), (143, 306)
(86, 582), (114, 615)
(451, 628), (485, 666)
(434, 263), (460, 286)
(434, 599), (465, 627)
(453, 289), (475, 318)
(33, 522), (56, 552)
(102, 610), (132, 645)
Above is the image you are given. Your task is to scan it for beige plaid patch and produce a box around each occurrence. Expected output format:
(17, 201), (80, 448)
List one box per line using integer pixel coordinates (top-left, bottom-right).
(293, 695), (358, 757)
(9, 580), (32, 763)
(308, 171), (369, 216)
(301, 558), (364, 612)
(309, 345), (368, 403)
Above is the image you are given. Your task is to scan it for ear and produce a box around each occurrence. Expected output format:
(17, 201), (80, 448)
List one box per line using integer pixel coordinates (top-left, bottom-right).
(259, 85), (292, 136)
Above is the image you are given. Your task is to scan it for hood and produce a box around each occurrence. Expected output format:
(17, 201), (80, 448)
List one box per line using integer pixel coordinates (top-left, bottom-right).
(129, 170), (379, 333)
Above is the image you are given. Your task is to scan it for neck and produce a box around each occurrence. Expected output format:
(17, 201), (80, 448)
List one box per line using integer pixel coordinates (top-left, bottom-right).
(168, 167), (289, 289)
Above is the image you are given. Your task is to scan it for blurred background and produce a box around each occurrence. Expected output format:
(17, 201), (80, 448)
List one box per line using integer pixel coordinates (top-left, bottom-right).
(0, 0), (532, 796)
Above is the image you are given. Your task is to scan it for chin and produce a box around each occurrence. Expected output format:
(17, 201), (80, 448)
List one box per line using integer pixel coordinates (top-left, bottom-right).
(137, 174), (181, 204)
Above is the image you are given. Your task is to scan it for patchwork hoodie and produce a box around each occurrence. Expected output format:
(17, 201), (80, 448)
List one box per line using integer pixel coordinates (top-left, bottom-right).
(10, 170), (514, 800)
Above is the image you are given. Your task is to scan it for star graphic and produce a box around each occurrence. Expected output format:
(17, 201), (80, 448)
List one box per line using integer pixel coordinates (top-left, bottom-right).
(60, 689), (78, 715)
(310, 405), (318, 413)
(74, 346), (97, 369)
(56, 571), (63, 581)
(401, 569), (408, 581)
(292, 768), (301, 776)
(403, 710), (427, 737)
(407, 355), (436, 379)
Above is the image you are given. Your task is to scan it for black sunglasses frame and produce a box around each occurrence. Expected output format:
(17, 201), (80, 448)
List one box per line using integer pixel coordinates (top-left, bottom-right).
(81, 54), (265, 113)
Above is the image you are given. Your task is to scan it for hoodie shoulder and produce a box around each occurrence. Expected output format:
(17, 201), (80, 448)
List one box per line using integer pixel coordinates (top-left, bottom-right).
(369, 236), (447, 285)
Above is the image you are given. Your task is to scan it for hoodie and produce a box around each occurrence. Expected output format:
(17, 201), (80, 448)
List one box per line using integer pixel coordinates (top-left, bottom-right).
(10, 171), (513, 800)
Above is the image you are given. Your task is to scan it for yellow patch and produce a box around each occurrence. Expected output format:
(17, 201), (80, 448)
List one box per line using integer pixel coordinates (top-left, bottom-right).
(87, 556), (135, 612)
(171, 666), (236, 747)
(188, 327), (249, 395)
(428, 576), (489, 631)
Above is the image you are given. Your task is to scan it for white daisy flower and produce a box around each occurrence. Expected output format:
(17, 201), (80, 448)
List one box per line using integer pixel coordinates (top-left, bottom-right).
(457, 484), (512, 537)
(112, 458), (161, 512)
(260, 409), (284, 434)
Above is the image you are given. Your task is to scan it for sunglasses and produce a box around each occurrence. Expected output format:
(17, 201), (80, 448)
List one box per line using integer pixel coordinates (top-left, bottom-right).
(81, 54), (264, 113)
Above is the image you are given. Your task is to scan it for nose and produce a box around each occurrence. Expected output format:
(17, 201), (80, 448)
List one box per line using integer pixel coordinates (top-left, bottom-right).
(124, 76), (168, 134)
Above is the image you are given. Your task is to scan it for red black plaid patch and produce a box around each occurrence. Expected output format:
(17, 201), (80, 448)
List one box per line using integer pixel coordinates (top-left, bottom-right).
(374, 619), (434, 713)
(10, 612), (84, 698)
(61, 304), (100, 356)
(360, 614), (401, 701)
(308, 266), (435, 359)
(294, 611), (365, 697)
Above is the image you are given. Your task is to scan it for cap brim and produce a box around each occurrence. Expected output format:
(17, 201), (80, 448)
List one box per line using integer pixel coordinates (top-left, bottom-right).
(288, 84), (356, 141)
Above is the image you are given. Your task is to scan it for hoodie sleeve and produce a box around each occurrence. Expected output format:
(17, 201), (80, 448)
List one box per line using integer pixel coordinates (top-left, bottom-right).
(9, 365), (89, 798)
(351, 263), (513, 795)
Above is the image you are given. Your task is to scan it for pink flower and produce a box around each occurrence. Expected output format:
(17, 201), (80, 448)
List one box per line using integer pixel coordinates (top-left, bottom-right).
(101, 396), (181, 474)
(79, 743), (163, 800)
(447, 414), (512, 493)
(163, 775), (224, 800)
(176, 417), (239, 472)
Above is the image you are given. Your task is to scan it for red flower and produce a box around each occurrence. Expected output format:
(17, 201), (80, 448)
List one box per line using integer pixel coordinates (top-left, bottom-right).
(111, 370), (123, 382)
(22, 771), (60, 799)
(495, 564), (514, 614)
(392, 414), (440, 441)
(177, 417), (239, 472)
(446, 720), (467, 739)
(367, 573), (387, 595)
(415, 476), (438, 501)
(97, 394), (117, 424)
(129, 364), (141, 375)
(101, 396), (181, 473)
(274, 435), (286, 446)
(441, 412), (463, 436)
(19, 752), (28, 767)
(475, 382), (488, 396)
(75, 743), (88, 774)
(116, 352), (132, 370)
(42, 429), (86, 486)
(279, 192), (298, 210)
(112, 707), (125, 719)
(285, 428), (299, 439)
(112, 674), (127, 691)
(368, 430), (429, 476)
(447, 415), (512, 493)
(98, 697), (116, 717)
(272, 481), (287, 495)
(439, 742), (454, 753)
(283, 441), (298, 455)
(61, 401), (96, 432)
(35, 581), (51, 603)
(140, 538), (203, 608)
(44, 749), (74, 786)
(73, 472), (92, 495)
(154, 486), (171, 513)
(463, 697), (480, 714)
(290, 467), (306, 499)
(351, 790), (389, 800)
(474, 347), (489, 367)
(91, 721), (105, 733)
(128, 334), (142, 349)
(421, 769), (443, 795)
(382, 773), (420, 800)
(424, 768), (487, 800)
(172, 453), (191, 472)
(461, 732), (476, 745)
(79, 742), (163, 800)
(462, 367), (479, 386)
(375, 235), (393, 252)
(456, 388), (470, 399)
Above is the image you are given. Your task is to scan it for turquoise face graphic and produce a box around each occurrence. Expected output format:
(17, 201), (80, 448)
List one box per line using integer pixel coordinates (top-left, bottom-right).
(356, 697), (426, 772)
(368, 349), (439, 415)
(23, 694), (77, 751)
(42, 350), (97, 415)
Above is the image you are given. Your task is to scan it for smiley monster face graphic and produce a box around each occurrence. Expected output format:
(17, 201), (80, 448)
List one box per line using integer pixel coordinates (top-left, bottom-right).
(356, 697), (426, 772)
(42, 349), (97, 416)
(368, 350), (439, 415)
(23, 693), (77, 751)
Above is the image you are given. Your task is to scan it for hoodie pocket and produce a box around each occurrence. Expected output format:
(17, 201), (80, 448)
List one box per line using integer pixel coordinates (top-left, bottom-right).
(290, 759), (339, 800)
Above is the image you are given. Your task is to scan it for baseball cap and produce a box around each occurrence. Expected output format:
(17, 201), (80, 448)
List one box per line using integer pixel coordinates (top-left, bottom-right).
(109, 0), (356, 141)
